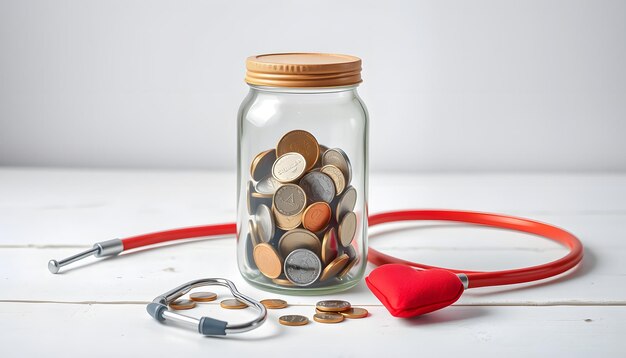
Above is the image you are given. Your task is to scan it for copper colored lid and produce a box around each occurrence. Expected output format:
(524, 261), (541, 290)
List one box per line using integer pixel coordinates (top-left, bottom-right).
(245, 53), (362, 88)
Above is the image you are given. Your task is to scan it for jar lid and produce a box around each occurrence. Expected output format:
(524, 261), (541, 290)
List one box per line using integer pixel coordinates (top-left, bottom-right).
(245, 53), (362, 88)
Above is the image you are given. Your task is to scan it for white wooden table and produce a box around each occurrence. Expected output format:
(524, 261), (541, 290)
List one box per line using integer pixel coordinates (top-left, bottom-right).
(1, 168), (624, 357)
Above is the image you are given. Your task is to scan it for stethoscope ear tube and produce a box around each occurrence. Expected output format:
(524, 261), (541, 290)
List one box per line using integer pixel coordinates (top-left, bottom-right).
(147, 278), (267, 336)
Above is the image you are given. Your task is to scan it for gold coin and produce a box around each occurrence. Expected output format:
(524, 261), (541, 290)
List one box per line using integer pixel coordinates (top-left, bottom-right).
(189, 292), (218, 302)
(319, 253), (349, 282)
(338, 211), (357, 247)
(278, 314), (309, 326)
(220, 299), (248, 309)
(316, 300), (351, 312)
(340, 307), (369, 319)
(276, 130), (320, 172)
(250, 149), (276, 181)
(169, 299), (196, 310)
(321, 227), (338, 265)
(322, 148), (351, 184)
(260, 299), (288, 309)
(273, 210), (303, 231)
(278, 228), (321, 258)
(313, 312), (344, 323)
(302, 202), (331, 232)
(253, 243), (283, 279)
(320, 165), (346, 195)
(337, 254), (359, 279)
(272, 277), (295, 287)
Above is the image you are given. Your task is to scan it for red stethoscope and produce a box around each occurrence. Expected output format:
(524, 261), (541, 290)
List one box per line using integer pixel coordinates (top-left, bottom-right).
(49, 209), (583, 320)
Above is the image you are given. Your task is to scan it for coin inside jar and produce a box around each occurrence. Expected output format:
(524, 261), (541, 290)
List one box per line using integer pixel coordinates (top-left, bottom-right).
(319, 253), (349, 282)
(169, 299), (196, 310)
(302, 201), (331, 232)
(335, 186), (357, 222)
(256, 175), (281, 195)
(250, 149), (276, 181)
(320, 164), (346, 195)
(321, 227), (338, 265)
(253, 243), (283, 279)
(279, 314), (309, 326)
(254, 204), (274, 243)
(299, 171), (336, 204)
(340, 307), (369, 319)
(260, 299), (288, 309)
(313, 312), (344, 324)
(189, 292), (218, 302)
(284, 249), (322, 286)
(273, 184), (307, 217)
(322, 148), (352, 184)
(276, 130), (320, 172)
(220, 299), (248, 309)
(278, 229), (321, 258)
(272, 152), (307, 183)
(338, 211), (357, 247)
(316, 300), (351, 312)
(272, 207), (303, 231)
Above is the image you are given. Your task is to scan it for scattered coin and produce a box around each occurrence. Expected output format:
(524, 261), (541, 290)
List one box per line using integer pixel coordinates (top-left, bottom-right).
(276, 130), (320, 172)
(338, 211), (357, 247)
(169, 299), (196, 310)
(278, 229), (321, 258)
(335, 186), (357, 222)
(255, 204), (275, 243)
(302, 201), (331, 232)
(340, 307), (369, 319)
(299, 171), (336, 204)
(253, 243), (283, 279)
(279, 314), (309, 326)
(284, 249), (322, 286)
(220, 299), (248, 309)
(319, 253), (349, 282)
(313, 312), (344, 323)
(316, 300), (351, 312)
(260, 299), (288, 309)
(189, 292), (218, 302)
(250, 149), (277, 181)
(322, 148), (352, 184)
(321, 227), (339, 265)
(320, 164), (346, 195)
(273, 184), (307, 217)
(272, 152), (307, 183)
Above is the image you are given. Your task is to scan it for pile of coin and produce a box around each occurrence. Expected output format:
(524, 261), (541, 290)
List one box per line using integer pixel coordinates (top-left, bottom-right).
(278, 300), (368, 326)
(246, 130), (360, 287)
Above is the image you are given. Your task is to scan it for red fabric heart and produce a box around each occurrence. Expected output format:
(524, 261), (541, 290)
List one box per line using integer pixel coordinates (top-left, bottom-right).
(366, 264), (465, 318)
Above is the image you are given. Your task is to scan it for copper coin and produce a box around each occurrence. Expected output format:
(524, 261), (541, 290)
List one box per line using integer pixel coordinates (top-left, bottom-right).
(189, 292), (218, 302)
(316, 300), (351, 312)
(253, 243), (283, 279)
(250, 149), (276, 181)
(314, 144), (330, 168)
(340, 307), (369, 319)
(276, 130), (320, 172)
(273, 184), (307, 217)
(313, 312), (344, 323)
(319, 253), (349, 282)
(278, 229), (321, 257)
(169, 299), (196, 310)
(322, 148), (352, 184)
(302, 202), (331, 232)
(260, 299), (288, 309)
(335, 186), (357, 222)
(321, 227), (338, 265)
(220, 299), (248, 309)
(272, 152), (307, 183)
(279, 315), (309, 326)
(320, 164), (346, 195)
(338, 211), (357, 247)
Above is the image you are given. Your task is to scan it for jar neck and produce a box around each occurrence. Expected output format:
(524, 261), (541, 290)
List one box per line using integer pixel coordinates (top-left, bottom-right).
(248, 84), (359, 94)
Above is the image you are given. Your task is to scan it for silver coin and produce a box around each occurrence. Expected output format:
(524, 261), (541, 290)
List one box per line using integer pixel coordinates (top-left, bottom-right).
(250, 149), (276, 182)
(256, 176), (281, 195)
(248, 219), (260, 246)
(255, 204), (274, 243)
(273, 184), (307, 217)
(284, 249), (322, 286)
(316, 300), (351, 312)
(272, 152), (307, 183)
(335, 186), (357, 222)
(245, 232), (258, 269)
(299, 171), (336, 204)
(278, 229), (321, 258)
(322, 148), (352, 184)
(247, 180), (271, 215)
(338, 211), (357, 247)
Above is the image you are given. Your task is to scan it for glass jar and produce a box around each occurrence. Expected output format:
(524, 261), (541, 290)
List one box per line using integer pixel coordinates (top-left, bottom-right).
(236, 53), (368, 295)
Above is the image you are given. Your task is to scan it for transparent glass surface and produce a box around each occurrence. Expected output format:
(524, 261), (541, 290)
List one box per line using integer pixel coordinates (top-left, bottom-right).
(236, 85), (369, 295)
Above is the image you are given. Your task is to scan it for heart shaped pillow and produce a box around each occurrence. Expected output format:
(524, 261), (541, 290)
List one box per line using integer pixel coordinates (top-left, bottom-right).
(366, 264), (465, 318)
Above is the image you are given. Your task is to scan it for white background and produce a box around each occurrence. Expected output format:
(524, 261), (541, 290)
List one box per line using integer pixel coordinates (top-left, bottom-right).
(1, 0), (625, 172)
